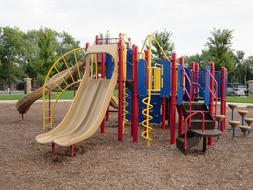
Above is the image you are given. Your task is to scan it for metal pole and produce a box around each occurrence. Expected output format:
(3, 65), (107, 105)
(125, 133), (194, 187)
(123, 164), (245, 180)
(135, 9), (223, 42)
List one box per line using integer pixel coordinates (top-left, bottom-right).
(208, 62), (215, 145)
(118, 34), (124, 142)
(132, 46), (139, 143)
(169, 52), (177, 144)
(161, 97), (166, 129)
(178, 56), (184, 135)
(100, 47), (106, 134)
(220, 67), (226, 131)
(48, 92), (51, 124)
(130, 45), (135, 137)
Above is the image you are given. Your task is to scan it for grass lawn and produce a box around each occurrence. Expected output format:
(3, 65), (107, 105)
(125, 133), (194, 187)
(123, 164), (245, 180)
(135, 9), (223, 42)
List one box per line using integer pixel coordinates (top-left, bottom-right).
(226, 96), (253, 103)
(0, 89), (119, 100)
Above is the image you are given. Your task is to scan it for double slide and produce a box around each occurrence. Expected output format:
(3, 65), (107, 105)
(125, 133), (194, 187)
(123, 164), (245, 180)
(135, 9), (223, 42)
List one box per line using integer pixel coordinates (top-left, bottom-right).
(36, 44), (118, 147)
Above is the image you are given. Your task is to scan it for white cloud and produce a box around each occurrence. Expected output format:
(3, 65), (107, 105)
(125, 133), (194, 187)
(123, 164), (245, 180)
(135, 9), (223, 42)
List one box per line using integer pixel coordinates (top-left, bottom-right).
(0, 0), (252, 57)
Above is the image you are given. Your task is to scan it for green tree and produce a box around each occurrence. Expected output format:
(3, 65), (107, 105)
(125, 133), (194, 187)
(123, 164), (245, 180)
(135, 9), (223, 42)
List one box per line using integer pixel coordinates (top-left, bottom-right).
(151, 30), (175, 62)
(0, 27), (26, 93)
(205, 28), (235, 71)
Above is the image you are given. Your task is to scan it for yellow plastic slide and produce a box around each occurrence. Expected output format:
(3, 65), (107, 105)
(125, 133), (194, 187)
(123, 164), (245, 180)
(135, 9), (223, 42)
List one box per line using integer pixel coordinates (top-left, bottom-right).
(36, 44), (118, 147)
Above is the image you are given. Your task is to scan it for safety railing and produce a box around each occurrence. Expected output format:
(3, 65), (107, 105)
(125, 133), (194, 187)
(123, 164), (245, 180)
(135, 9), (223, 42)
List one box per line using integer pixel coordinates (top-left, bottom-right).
(184, 111), (205, 150)
(42, 48), (85, 129)
(205, 69), (218, 121)
(183, 69), (193, 117)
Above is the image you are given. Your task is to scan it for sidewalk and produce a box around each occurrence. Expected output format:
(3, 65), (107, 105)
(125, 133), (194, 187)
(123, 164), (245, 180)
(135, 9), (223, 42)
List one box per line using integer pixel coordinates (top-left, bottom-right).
(1, 99), (253, 108)
(0, 99), (73, 104)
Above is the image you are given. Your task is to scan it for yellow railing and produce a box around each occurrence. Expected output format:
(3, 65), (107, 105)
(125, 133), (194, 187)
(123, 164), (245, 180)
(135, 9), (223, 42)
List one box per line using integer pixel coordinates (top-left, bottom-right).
(141, 36), (153, 146)
(42, 48), (85, 129)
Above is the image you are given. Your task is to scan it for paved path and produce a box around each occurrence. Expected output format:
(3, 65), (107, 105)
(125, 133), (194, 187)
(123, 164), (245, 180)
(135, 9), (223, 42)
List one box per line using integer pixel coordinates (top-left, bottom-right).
(0, 100), (253, 108)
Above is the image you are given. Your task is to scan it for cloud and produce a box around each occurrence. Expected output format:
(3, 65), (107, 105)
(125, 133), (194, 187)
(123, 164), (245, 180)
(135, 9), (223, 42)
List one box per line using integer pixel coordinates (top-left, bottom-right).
(0, 0), (252, 56)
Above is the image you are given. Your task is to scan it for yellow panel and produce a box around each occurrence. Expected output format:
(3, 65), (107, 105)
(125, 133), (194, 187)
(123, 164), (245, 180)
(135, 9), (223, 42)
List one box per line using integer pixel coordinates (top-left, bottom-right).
(153, 67), (161, 91)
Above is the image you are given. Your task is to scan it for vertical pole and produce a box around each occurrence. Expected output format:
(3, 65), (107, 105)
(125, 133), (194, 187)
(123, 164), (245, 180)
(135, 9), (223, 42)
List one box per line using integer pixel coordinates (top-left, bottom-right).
(208, 62), (215, 145)
(220, 67), (226, 131)
(132, 46), (139, 143)
(74, 84), (76, 97)
(51, 143), (55, 159)
(100, 46), (106, 134)
(178, 56), (184, 136)
(191, 61), (196, 100)
(130, 45), (135, 137)
(143, 49), (149, 134)
(70, 145), (74, 158)
(161, 97), (166, 129)
(84, 43), (89, 73)
(195, 63), (200, 96)
(48, 92), (51, 124)
(105, 37), (110, 121)
(169, 52), (177, 144)
(95, 35), (99, 79)
(118, 34), (124, 142)
(21, 113), (24, 120)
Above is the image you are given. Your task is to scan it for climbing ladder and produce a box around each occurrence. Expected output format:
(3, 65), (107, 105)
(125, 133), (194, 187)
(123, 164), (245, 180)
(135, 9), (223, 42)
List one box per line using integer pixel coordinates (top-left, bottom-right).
(176, 63), (221, 154)
(176, 101), (221, 153)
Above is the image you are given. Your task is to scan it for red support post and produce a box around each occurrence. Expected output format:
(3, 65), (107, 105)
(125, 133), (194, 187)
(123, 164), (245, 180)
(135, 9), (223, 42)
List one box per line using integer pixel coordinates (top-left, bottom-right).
(169, 53), (177, 144)
(70, 145), (74, 158)
(118, 34), (124, 142)
(74, 84), (76, 97)
(208, 62), (215, 145)
(161, 97), (166, 129)
(178, 56), (185, 135)
(220, 67), (226, 131)
(51, 143), (55, 159)
(132, 46), (139, 143)
(105, 38), (110, 122)
(100, 47), (106, 134)
(130, 45), (135, 137)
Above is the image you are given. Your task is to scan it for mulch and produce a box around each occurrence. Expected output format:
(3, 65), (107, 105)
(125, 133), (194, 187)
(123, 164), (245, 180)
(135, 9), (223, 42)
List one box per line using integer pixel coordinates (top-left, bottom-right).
(0, 102), (253, 189)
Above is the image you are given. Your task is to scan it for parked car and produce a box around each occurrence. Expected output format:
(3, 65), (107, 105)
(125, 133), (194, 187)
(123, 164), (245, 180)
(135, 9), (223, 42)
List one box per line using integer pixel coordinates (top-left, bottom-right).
(233, 88), (245, 96)
(226, 83), (234, 96)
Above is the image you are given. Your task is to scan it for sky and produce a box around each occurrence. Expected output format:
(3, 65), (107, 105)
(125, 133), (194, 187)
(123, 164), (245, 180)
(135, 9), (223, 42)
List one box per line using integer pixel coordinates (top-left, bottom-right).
(0, 0), (252, 56)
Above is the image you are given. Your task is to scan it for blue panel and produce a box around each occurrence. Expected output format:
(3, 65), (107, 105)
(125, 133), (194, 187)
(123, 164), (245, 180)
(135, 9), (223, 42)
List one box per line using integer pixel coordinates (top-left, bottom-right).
(138, 97), (145, 122)
(126, 49), (132, 80)
(215, 71), (221, 98)
(204, 65), (210, 106)
(160, 59), (171, 97)
(177, 64), (184, 105)
(138, 95), (161, 124)
(150, 95), (161, 124)
(106, 54), (114, 79)
(138, 59), (147, 97)
(199, 71), (205, 97)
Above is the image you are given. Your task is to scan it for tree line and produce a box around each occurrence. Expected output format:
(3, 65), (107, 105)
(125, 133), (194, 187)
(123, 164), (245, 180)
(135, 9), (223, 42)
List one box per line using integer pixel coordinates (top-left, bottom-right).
(152, 29), (253, 84)
(0, 26), (80, 91)
(0, 26), (252, 92)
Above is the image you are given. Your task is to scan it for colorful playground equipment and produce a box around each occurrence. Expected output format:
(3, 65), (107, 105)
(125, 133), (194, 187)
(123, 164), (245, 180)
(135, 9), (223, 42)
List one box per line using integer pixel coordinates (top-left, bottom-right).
(228, 105), (252, 138)
(17, 33), (229, 157)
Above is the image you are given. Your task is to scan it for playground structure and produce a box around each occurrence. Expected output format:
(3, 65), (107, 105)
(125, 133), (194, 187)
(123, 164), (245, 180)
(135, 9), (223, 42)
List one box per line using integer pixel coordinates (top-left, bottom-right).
(16, 33), (228, 157)
(228, 104), (253, 138)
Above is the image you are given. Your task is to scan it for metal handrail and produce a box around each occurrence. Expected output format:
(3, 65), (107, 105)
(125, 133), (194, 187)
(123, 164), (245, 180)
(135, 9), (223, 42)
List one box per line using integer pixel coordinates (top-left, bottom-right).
(205, 69), (218, 121)
(184, 111), (205, 150)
